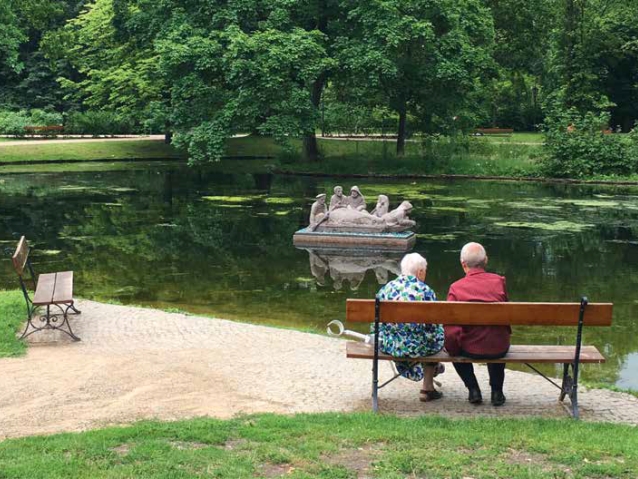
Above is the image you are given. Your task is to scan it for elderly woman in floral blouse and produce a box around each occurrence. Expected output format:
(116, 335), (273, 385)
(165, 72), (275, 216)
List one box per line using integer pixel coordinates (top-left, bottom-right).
(374, 253), (444, 401)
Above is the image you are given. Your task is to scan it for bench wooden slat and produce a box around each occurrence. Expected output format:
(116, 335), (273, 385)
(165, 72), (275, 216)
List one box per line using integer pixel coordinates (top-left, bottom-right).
(32, 273), (56, 305)
(346, 300), (613, 326)
(12, 236), (29, 276)
(52, 271), (73, 304)
(346, 342), (606, 364)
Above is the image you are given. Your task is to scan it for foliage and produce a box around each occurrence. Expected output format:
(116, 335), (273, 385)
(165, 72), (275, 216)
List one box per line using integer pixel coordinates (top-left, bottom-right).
(0, 290), (27, 358)
(544, 0), (638, 131)
(51, 0), (165, 128)
(0, 413), (637, 477)
(0, 110), (30, 136)
(542, 109), (638, 177)
(0, 0), (25, 72)
(0, 109), (62, 136)
(151, 2), (335, 162)
(65, 111), (133, 136)
(335, 0), (495, 153)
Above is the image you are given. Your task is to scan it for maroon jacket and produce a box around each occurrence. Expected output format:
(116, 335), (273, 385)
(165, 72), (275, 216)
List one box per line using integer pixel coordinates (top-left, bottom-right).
(444, 268), (511, 357)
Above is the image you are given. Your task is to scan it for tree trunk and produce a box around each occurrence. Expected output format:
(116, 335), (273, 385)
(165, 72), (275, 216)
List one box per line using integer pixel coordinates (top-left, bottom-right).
(396, 104), (407, 156)
(164, 130), (173, 144)
(304, 75), (327, 161)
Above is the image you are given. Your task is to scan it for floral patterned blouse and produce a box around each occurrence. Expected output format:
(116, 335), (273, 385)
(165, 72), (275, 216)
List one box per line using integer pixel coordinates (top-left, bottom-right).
(373, 275), (444, 381)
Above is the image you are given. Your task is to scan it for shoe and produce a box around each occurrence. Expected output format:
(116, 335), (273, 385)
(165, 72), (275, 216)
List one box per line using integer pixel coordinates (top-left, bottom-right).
(420, 389), (443, 402)
(491, 390), (506, 407)
(468, 387), (483, 405)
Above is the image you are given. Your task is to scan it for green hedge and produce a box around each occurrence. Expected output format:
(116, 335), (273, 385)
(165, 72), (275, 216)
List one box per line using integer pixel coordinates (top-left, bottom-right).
(542, 110), (638, 177)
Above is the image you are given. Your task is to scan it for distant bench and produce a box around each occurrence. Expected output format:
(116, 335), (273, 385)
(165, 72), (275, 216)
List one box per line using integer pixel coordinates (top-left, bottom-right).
(345, 297), (613, 418)
(11, 236), (81, 341)
(24, 125), (64, 137)
(474, 127), (514, 136)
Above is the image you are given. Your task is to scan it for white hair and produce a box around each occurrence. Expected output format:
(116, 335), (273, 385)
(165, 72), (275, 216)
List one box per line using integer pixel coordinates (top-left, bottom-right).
(460, 242), (487, 268)
(401, 253), (427, 276)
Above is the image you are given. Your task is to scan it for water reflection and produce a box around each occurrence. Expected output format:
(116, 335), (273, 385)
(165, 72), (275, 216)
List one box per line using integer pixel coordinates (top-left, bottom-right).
(303, 248), (401, 291)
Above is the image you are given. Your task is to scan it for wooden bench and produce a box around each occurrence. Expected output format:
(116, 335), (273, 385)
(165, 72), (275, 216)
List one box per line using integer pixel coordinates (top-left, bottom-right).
(24, 125), (64, 137)
(345, 298), (613, 418)
(11, 236), (81, 341)
(474, 127), (514, 136)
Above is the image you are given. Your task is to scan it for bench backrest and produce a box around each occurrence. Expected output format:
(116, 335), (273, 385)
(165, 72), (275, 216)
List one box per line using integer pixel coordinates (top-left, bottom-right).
(346, 299), (613, 327)
(12, 236), (29, 277)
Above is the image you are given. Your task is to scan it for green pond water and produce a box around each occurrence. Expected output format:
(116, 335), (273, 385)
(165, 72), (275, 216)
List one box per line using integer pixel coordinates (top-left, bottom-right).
(1, 161), (637, 389)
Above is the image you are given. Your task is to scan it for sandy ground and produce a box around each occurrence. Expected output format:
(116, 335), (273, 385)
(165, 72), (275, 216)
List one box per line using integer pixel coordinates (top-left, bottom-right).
(0, 300), (636, 440)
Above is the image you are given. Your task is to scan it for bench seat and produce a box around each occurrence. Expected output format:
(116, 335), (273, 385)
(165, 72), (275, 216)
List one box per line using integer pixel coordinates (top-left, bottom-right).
(346, 342), (606, 364)
(33, 271), (74, 306)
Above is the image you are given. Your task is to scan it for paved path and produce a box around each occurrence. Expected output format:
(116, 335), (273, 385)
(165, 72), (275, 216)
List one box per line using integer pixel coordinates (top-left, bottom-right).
(0, 135), (165, 147)
(0, 301), (636, 440)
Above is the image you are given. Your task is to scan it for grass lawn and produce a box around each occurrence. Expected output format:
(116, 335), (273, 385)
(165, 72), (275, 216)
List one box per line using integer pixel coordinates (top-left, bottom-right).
(0, 135), (544, 177)
(0, 413), (636, 478)
(0, 290), (27, 357)
(0, 140), (185, 163)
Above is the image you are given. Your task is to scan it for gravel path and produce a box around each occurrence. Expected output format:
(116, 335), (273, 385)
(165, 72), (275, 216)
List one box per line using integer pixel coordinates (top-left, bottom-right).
(0, 300), (636, 440)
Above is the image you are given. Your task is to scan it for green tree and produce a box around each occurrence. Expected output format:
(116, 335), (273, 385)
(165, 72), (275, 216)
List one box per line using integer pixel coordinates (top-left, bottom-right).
(337, 0), (495, 155)
(50, 0), (165, 132)
(139, 0), (335, 162)
(0, 0), (82, 110)
(0, 0), (25, 72)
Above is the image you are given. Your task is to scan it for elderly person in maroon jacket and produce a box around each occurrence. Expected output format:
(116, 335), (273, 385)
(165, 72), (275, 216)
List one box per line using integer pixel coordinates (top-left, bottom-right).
(445, 242), (510, 406)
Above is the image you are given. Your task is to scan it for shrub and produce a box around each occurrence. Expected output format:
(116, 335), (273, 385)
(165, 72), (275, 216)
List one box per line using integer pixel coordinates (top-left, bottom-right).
(28, 109), (62, 127)
(0, 110), (30, 137)
(0, 109), (64, 137)
(542, 110), (637, 177)
(66, 111), (133, 137)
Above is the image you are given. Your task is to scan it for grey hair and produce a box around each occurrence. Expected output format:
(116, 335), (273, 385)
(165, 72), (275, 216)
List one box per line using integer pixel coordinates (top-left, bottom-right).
(401, 253), (428, 276)
(460, 242), (487, 268)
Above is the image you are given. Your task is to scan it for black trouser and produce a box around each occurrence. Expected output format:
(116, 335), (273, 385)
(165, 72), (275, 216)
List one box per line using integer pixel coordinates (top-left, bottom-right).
(453, 350), (508, 392)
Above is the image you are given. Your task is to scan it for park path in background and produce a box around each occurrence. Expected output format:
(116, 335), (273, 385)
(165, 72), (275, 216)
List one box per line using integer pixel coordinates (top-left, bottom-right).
(0, 300), (636, 440)
(0, 135), (165, 147)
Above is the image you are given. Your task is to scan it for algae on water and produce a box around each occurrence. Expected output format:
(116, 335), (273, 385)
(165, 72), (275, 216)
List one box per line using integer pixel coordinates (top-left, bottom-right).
(417, 233), (458, 241)
(495, 221), (594, 232)
(264, 197), (295, 205)
(202, 195), (264, 203)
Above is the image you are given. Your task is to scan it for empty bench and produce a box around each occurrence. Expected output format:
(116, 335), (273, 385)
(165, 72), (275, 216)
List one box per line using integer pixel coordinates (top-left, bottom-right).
(474, 127), (514, 136)
(12, 236), (81, 341)
(345, 297), (613, 418)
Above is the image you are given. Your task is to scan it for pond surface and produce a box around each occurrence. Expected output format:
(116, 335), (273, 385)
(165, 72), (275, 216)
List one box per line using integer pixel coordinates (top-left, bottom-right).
(1, 161), (637, 388)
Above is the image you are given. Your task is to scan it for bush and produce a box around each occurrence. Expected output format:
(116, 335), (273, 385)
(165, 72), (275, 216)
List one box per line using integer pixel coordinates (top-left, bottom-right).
(65, 111), (133, 137)
(0, 110), (30, 137)
(542, 110), (637, 177)
(0, 109), (64, 137)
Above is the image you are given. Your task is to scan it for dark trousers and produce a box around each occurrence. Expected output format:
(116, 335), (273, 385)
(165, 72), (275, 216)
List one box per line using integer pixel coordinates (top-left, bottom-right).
(452, 350), (508, 392)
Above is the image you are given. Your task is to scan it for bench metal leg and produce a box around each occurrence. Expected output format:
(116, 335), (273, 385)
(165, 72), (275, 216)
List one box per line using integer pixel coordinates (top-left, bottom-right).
(559, 362), (578, 418)
(19, 303), (81, 342)
(68, 303), (81, 315)
(18, 306), (38, 340)
(372, 298), (381, 413)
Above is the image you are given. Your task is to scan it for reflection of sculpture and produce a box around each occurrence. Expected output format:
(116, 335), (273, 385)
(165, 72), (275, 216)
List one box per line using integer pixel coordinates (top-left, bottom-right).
(303, 248), (401, 291)
(348, 186), (366, 211)
(330, 186), (347, 211)
(308, 250), (328, 286)
(309, 194), (327, 225)
(371, 195), (389, 217)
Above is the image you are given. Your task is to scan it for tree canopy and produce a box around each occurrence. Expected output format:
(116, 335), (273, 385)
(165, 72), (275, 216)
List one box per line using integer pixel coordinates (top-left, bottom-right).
(1, 0), (638, 160)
